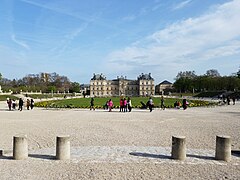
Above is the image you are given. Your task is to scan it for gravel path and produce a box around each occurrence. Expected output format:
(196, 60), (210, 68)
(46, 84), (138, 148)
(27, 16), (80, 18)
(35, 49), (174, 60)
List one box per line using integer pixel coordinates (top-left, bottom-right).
(0, 101), (240, 179)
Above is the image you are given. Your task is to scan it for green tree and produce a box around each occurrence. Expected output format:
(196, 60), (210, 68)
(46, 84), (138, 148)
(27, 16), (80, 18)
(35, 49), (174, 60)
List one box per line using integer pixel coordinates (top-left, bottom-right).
(69, 82), (80, 93)
(205, 69), (220, 77)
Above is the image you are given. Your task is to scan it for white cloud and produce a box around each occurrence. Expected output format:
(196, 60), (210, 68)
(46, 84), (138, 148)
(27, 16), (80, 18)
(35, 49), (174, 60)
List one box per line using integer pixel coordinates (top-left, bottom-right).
(172, 0), (192, 10)
(106, 0), (240, 76)
(11, 34), (30, 50)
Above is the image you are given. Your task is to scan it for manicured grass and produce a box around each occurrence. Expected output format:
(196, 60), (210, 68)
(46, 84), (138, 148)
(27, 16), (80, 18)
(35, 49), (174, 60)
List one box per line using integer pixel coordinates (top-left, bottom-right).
(0, 95), (19, 101)
(35, 97), (217, 109)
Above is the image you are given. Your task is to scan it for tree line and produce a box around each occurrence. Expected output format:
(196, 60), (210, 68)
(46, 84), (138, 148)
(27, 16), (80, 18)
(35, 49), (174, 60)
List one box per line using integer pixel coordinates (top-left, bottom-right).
(0, 72), (80, 93)
(173, 69), (240, 93)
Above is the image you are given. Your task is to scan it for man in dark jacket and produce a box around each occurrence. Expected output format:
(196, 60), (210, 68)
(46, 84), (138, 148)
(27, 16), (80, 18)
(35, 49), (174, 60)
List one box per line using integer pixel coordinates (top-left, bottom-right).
(18, 98), (24, 111)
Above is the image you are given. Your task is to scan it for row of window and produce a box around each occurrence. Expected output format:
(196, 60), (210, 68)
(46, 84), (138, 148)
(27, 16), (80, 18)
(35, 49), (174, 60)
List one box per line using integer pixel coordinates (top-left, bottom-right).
(92, 91), (139, 95)
(91, 81), (154, 86)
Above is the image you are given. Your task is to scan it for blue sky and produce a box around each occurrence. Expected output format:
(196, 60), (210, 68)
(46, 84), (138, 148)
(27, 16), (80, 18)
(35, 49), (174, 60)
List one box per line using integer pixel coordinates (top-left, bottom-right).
(0, 0), (240, 84)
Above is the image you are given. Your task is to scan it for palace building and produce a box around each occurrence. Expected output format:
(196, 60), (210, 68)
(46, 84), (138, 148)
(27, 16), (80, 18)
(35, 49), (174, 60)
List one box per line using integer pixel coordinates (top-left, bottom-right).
(90, 73), (154, 97)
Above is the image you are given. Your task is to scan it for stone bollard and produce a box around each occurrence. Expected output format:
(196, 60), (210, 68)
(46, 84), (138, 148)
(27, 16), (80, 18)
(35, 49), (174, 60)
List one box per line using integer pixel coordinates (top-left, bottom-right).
(215, 135), (231, 162)
(171, 136), (186, 160)
(56, 136), (70, 160)
(13, 135), (28, 160)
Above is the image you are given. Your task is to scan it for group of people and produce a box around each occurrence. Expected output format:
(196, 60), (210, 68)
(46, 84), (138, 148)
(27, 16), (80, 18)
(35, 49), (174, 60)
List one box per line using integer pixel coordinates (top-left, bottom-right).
(6, 98), (34, 111)
(90, 97), (132, 112)
(119, 98), (132, 112)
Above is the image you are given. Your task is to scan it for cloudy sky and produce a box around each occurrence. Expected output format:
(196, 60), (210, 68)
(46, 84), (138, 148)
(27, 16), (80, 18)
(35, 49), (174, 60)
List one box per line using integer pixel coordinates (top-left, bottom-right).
(0, 0), (240, 84)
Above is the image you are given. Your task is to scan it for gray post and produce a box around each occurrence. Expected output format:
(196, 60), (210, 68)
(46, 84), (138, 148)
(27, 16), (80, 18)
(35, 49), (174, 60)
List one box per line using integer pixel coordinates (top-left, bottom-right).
(171, 136), (186, 160)
(215, 135), (231, 162)
(56, 136), (70, 160)
(13, 135), (28, 160)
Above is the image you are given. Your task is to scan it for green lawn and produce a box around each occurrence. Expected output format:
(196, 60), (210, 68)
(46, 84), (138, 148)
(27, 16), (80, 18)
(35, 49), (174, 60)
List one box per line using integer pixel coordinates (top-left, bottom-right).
(0, 95), (19, 101)
(35, 97), (216, 109)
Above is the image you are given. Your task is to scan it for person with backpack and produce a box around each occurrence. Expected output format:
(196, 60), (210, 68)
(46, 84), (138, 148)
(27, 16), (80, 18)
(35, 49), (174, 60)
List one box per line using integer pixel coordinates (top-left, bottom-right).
(148, 97), (154, 112)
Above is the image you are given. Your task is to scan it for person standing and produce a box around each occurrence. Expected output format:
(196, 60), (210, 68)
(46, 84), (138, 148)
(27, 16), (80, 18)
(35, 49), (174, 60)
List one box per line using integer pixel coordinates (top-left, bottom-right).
(7, 98), (12, 111)
(26, 99), (30, 110)
(108, 99), (113, 112)
(182, 99), (187, 110)
(148, 97), (154, 112)
(119, 98), (124, 112)
(90, 98), (95, 110)
(12, 99), (16, 110)
(30, 99), (34, 110)
(18, 98), (24, 111)
(227, 97), (230, 105)
(232, 96), (236, 105)
(127, 97), (132, 112)
(160, 96), (165, 110)
(123, 98), (127, 112)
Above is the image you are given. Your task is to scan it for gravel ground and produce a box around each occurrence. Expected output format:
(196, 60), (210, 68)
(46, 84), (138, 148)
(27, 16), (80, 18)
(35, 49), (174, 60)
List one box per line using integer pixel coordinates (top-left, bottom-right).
(0, 101), (239, 179)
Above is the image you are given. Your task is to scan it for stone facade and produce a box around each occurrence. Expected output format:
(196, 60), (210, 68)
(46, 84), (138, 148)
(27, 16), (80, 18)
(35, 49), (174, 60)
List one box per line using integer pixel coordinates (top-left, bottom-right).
(90, 73), (154, 97)
(155, 80), (173, 95)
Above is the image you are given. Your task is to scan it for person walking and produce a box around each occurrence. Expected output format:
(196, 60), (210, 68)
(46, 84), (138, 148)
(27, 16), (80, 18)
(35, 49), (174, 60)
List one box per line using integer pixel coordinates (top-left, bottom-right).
(90, 98), (95, 110)
(30, 99), (34, 110)
(160, 96), (165, 110)
(18, 98), (24, 111)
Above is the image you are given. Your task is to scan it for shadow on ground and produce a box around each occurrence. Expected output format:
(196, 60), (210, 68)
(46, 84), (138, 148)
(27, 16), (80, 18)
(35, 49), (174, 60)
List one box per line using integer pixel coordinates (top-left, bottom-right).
(29, 154), (55, 160)
(129, 152), (170, 159)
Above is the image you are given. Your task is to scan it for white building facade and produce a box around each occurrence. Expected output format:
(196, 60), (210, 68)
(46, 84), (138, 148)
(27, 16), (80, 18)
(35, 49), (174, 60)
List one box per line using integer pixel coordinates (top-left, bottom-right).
(90, 73), (154, 97)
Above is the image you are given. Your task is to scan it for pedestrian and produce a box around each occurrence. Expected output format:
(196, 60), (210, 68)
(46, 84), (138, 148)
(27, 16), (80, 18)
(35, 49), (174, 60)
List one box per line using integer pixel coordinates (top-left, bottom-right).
(182, 99), (187, 110)
(30, 99), (34, 110)
(90, 98), (95, 110)
(123, 98), (127, 112)
(7, 98), (12, 111)
(160, 96), (165, 110)
(104, 101), (108, 110)
(26, 99), (30, 110)
(232, 96), (235, 105)
(18, 98), (24, 111)
(108, 99), (113, 112)
(127, 97), (132, 112)
(120, 98), (124, 112)
(227, 97), (230, 105)
(12, 99), (16, 110)
(148, 97), (154, 112)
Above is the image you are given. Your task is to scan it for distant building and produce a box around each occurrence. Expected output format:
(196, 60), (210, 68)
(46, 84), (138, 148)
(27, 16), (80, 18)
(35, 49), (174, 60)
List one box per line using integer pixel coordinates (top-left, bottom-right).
(90, 73), (154, 97)
(155, 80), (173, 95)
(80, 84), (90, 96)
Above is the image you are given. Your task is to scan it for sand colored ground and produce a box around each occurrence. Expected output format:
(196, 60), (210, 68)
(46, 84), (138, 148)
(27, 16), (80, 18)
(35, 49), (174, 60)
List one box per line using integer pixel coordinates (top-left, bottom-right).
(0, 101), (239, 179)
